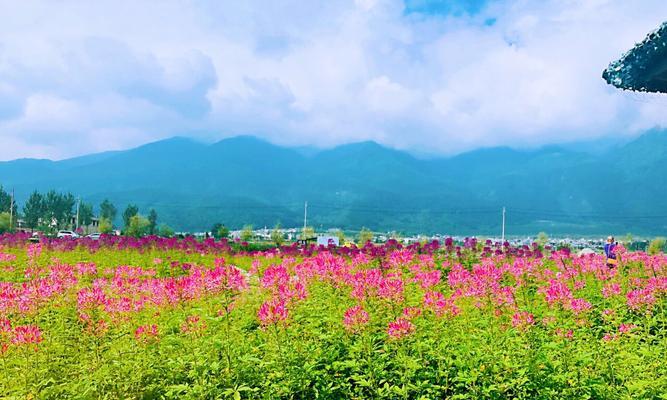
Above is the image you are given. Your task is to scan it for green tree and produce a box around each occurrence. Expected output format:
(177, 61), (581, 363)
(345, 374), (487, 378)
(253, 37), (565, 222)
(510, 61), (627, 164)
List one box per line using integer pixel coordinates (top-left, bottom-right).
(271, 224), (285, 246)
(621, 233), (634, 250)
(99, 199), (117, 224)
(301, 226), (315, 240)
(536, 232), (549, 248)
(357, 227), (373, 244)
(99, 218), (113, 234)
(44, 190), (75, 231)
(240, 225), (254, 242)
(389, 231), (403, 241)
(211, 223), (230, 239)
(333, 229), (345, 244)
(0, 212), (11, 233)
(78, 202), (94, 233)
(147, 209), (158, 235)
(23, 191), (45, 231)
(126, 214), (150, 237)
(122, 204), (139, 230)
(159, 224), (175, 237)
(648, 237), (666, 255)
(0, 186), (17, 217)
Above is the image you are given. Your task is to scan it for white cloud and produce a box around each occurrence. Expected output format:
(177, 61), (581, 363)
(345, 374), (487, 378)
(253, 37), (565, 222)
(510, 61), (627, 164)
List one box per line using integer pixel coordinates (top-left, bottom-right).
(0, 0), (666, 160)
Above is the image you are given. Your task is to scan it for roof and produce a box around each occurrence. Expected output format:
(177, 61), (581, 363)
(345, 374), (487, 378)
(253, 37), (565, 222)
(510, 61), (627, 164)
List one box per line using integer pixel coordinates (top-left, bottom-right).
(603, 22), (667, 93)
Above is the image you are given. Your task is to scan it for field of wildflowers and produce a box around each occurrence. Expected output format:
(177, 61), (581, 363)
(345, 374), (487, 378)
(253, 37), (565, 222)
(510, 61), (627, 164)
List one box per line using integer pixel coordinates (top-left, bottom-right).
(0, 233), (666, 399)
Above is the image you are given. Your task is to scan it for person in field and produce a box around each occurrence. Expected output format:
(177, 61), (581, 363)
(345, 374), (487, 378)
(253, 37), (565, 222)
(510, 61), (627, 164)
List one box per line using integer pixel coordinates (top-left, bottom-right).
(604, 236), (618, 268)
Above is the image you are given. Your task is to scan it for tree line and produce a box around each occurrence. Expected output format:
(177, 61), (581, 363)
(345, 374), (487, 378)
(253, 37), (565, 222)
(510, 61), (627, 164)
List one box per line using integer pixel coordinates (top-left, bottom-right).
(0, 186), (172, 237)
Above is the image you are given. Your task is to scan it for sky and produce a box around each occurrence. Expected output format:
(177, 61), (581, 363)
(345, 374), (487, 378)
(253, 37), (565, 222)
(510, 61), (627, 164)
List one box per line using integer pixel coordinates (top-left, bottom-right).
(1, 0), (667, 161)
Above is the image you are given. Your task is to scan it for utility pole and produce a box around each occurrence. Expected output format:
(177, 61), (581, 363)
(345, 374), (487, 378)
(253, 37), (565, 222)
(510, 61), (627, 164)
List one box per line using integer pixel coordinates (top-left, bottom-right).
(303, 201), (308, 232)
(9, 189), (14, 231)
(501, 206), (506, 244)
(76, 196), (81, 232)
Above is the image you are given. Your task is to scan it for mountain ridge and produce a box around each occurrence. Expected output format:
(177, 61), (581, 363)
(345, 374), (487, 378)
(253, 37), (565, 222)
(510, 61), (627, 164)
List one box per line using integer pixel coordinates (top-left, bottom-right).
(1, 132), (666, 235)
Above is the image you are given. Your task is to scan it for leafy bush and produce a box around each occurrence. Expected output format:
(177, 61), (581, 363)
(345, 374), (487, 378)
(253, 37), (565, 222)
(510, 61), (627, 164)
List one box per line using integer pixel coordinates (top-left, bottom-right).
(648, 237), (666, 255)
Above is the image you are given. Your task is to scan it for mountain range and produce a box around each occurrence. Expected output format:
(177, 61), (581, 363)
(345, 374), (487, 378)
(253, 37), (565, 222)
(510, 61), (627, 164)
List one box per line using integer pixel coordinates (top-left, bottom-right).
(1, 131), (666, 236)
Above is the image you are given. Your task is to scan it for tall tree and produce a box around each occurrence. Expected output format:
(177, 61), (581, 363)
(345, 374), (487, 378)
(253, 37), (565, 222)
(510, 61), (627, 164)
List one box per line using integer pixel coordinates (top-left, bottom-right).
(240, 225), (254, 242)
(211, 223), (229, 239)
(0, 186), (17, 217)
(0, 213), (11, 233)
(122, 204), (139, 229)
(271, 223), (285, 246)
(147, 209), (158, 235)
(44, 190), (75, 230)
(300, 226), (315, 240)
(78, 202), (94, 233)
(99, 199), (117, 224)
(23, 191), (45, 230)
(357, 227), (373, 244)
(127, 214), (150, 237)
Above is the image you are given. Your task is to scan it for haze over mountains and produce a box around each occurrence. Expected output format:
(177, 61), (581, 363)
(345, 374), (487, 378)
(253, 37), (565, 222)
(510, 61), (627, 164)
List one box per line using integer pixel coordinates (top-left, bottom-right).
(1, 131), (666, 236)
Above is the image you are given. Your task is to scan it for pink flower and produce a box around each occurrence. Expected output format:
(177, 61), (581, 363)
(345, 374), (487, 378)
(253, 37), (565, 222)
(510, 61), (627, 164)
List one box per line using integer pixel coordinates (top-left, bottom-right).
(568, 298), (592, 315)
(423, 291), (460, 317)
(402, 306), (422, 320)
(180, 315), (207, 335)
(134, 324), (159, 343)
(343, 305), (369, 332)
(377, 277), (404, 302)
(11, 325), (43, 347)
(258, 298), (289, 326)
(602, 283), (622, 298)
(627, 288), (656, 311)
(555, 328), (574, 339)
(387, 317), (414, 339)
(260, 265), (290, 289)
(573, 280), (586, 290)
(618, 323), (637, 334)
(603, 333), (616, 342)
(511, 311), (535, 330)
(540, 279), (573, 307)
(412, 270), (441, 289)
(0, 318), (10, 333)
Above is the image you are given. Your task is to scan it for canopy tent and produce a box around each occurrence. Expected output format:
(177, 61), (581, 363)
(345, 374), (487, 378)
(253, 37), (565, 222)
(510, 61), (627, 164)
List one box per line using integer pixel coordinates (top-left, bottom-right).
(603, 22), (667, 93)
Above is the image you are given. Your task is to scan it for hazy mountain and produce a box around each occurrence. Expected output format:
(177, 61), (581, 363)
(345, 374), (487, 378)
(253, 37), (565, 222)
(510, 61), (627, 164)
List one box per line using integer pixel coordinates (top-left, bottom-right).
(1, 132), (666, 235)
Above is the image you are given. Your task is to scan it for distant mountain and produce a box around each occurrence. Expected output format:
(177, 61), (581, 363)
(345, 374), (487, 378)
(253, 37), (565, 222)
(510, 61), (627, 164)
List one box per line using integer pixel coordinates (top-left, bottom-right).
(1, 132), (667, 235)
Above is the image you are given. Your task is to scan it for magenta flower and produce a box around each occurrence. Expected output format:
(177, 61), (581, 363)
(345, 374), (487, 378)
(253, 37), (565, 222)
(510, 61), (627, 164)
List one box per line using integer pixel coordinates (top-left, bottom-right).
(618, 323), (637, 334)
(181, 315), (207, 335)
(258, 297), (289, 326)
(134, 324), (159, 343)
(413, 270), (441, 289)
(511, 311), (535, 330)
(602, 283), (622, 298)
(568, 298), (592, 315)
(626, 288), (656, 311)
(343, 305), (369, 332)
(387, 317), (415, 339)
(11, 325), (43, 347)
(423, 291), (460, 317)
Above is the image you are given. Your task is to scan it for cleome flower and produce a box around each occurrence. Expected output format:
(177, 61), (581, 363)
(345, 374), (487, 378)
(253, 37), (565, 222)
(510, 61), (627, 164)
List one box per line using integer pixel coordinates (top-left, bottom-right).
(343, 305), (370, 333)
(387, 317), (415, 339)
(258, 297), (289, 326)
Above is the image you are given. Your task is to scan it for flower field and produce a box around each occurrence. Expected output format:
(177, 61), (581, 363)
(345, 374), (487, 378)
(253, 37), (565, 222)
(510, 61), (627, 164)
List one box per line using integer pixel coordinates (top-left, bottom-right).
(0, 234), (666, 399)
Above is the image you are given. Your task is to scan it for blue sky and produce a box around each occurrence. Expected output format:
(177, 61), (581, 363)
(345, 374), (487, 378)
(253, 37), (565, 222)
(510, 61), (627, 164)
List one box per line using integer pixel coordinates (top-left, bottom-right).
(1, 0), (666, 160)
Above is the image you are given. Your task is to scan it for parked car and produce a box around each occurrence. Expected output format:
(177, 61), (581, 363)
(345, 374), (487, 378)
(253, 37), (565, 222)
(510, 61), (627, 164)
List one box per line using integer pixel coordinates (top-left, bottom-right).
(86, 233), (102, 240)
(57, 230), (80, 239)
(29, 232), (41, 243)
